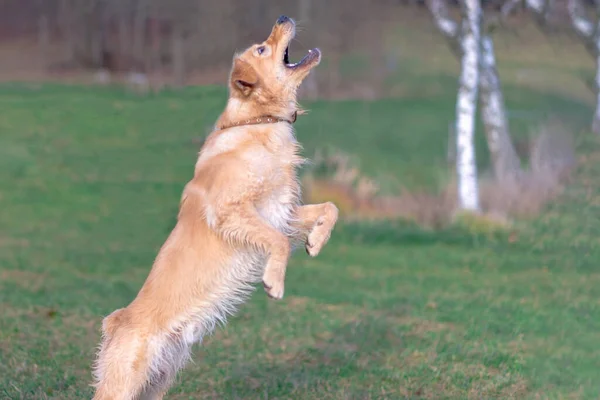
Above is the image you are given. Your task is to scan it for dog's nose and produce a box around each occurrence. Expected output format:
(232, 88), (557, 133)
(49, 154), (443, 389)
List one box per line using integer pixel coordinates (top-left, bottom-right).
(276, 15), (290, 25)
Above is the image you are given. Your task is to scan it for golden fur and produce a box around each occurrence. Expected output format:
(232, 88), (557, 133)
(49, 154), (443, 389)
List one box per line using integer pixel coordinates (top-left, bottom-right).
(92, 16), (338, 400)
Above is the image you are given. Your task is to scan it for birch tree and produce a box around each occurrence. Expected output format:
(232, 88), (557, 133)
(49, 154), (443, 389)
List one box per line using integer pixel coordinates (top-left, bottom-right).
(428, 0), (522, 183)
(501, 0), (552, 24)
(505, 0), (600, 134)
(456, 0), (483, 211)
(567, 0), (600, 133)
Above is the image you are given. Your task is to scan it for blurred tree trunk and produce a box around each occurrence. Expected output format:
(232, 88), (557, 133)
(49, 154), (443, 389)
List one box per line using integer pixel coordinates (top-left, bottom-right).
(455, 0), (482, 211)
(428, 0), (521, 183)
(132, 0), (147, 67)
(298, 0), (318, 99)
(89, 0), (107, 68)
(566, 0), (600, 133)
(514, 0), (600, 134)
(171, 24), (186, 87)
(479, 36), (521, 181)
(118, 10), (131, 68)
(38, 13), (49, 68)
(147, 14), (160, 77)
(59, 0), (75, 63)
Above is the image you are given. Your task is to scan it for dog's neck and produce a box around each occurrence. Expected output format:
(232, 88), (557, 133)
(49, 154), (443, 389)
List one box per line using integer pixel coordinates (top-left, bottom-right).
(216, 112), (297, 131)
(215, 98), (298, 131)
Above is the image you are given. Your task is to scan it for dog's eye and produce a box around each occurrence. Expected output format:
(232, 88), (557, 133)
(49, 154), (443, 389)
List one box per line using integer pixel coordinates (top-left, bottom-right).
(256, 46), (266, 55)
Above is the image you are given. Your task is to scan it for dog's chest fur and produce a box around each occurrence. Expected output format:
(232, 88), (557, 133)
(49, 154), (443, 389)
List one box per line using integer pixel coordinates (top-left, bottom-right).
(253, 125), (303, 235)
(200, 122), (304, 234)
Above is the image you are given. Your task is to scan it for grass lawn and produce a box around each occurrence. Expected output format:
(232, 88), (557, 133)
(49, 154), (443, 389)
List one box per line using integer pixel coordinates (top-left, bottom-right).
(0, 69), (599, 399)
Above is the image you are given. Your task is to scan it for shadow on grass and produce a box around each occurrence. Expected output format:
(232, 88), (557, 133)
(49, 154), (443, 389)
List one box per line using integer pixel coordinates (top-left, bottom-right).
(219, 313), (407, 399)
(203, 307), (525, 399)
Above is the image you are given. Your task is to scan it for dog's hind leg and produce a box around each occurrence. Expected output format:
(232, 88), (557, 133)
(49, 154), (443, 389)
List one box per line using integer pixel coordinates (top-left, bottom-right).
(92, 311), (151, 400)
(92, 335), (152, 400)
(138, 334), (191, 400)
(138, 363), (178, 400)
(138, 381), (171, 400)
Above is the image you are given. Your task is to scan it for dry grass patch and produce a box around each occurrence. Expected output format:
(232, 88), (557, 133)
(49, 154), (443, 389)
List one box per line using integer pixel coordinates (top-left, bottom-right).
(304, 119), (577, 229)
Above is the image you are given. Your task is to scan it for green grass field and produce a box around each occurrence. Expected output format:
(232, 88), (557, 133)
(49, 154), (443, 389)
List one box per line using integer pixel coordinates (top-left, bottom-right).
(1, 46), (600, 399)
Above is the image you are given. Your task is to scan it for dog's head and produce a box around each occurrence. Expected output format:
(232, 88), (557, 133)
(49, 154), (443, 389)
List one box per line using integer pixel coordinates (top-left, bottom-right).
(228, 15), (320, 114)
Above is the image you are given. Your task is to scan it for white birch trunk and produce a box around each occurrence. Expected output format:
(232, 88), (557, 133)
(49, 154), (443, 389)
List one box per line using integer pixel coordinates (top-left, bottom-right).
(428, 0), (521, 184)
(426, 0), (460, 53)
(456, 0), (482, 211)
(523, 0), (553, 26)
(479, 36), (521, 181)
(567, 0), (595, 39)
(567, 0), (600, 133)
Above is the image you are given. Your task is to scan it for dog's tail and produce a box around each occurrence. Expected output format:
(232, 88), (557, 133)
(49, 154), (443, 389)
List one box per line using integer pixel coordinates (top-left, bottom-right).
(91, 308), (149, 400)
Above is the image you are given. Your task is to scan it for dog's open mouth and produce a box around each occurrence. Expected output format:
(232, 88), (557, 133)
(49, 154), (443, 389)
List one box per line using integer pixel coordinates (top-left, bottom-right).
(283, 45), (320, 69)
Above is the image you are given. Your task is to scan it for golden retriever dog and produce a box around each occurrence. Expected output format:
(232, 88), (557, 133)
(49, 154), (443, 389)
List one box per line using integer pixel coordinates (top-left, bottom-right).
(92, 15), (338, 400)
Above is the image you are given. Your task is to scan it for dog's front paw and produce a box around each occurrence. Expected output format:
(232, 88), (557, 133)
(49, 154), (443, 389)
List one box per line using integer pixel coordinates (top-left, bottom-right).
(262, 271), (285, 300)
(305, 227), (330, 257)
(305, 203), (338, 257)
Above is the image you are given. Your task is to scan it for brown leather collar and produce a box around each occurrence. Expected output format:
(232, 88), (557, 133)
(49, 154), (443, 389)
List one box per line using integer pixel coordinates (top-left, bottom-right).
(217, 111), (297, 131)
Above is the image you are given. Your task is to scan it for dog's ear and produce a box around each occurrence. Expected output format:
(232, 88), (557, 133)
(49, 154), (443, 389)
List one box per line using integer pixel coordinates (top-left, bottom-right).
(230, 58), (259, 97)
